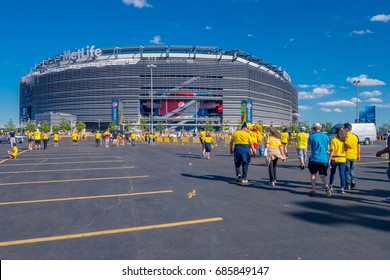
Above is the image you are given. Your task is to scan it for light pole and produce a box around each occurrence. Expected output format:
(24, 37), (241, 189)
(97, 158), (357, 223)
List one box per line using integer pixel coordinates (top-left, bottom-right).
(353, 80), (360, 123)
(147, 64), (156, 136)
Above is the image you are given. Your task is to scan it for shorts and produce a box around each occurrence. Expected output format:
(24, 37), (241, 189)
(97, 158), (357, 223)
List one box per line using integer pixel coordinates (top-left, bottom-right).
(308, 160), (328, 176)
(297, 148), (307, 160)
(35, 140), (41, 145)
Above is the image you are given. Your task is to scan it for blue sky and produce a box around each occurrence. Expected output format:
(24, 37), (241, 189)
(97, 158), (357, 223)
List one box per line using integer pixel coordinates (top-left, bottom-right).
(0, 0), (389, 127)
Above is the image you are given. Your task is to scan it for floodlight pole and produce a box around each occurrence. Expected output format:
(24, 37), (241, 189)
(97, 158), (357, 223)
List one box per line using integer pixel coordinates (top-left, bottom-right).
(353, 80), (360, 123)
(147, 64), (156, 136)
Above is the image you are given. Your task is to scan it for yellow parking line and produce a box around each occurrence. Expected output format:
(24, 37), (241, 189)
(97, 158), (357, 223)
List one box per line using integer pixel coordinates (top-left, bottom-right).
(12, 155), (118, 160)
(0, 160), (123, 166)
(0, 166), (135, 174)
(0, 217), (224, 247)
(0, 190), (173, 206)
(0, 175), (149, 186)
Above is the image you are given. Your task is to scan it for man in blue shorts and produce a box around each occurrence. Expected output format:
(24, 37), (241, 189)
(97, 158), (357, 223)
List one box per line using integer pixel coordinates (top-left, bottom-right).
(308, 123), (331, 196)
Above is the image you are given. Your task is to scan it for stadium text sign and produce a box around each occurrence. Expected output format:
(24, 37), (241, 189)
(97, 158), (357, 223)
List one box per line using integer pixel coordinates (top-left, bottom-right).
(62, 45), (102, 61)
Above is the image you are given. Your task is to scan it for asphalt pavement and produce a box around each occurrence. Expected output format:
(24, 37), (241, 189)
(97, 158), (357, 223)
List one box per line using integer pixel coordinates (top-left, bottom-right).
(0, 137), (389, 259)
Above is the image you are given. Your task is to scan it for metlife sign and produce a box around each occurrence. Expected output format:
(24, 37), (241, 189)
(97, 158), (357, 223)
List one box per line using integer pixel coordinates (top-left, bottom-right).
(62, 45), (102, 61)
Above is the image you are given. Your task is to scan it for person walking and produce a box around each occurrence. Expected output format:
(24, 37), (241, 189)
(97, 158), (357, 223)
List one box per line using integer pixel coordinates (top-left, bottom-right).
(71, 131), (79, 146)
(203, 131), (214, 159)
(328, 127), (347, 194)
(376, 135), (390, 203)
(9, 130), (16, 148)
(52, 132), (60, 147)
(308, 123), (331, 196)
(265, 126), (287, 186)
(281, 127), (289, 158)
(33, 129), (41, 150)
(103, 130), (110, 147)
(343, 123), (360, 190)
(95, 131), (102, 147)
(130, 131), (137, 146)
(42, 131), (49, 150)
(296, 127), (309, 170)
(27, 130), (34, 150)
(230, 122), (255, 185)
(199, 127), (207, 157)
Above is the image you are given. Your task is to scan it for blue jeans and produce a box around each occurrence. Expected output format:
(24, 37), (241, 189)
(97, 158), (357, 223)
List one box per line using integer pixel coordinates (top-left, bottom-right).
(329, 162), (346, 188)
(345, 159), (356, 186)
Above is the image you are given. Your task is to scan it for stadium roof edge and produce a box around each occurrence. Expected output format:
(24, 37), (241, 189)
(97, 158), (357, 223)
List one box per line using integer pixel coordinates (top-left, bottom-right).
(34, 45), (291, 83)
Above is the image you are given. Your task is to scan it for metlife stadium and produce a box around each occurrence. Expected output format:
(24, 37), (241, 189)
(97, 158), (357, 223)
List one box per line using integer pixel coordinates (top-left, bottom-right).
(19, 45), (298, 130)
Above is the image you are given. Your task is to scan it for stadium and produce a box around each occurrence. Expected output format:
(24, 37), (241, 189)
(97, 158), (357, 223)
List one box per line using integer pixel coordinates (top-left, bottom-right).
(19, 45), (298, 130)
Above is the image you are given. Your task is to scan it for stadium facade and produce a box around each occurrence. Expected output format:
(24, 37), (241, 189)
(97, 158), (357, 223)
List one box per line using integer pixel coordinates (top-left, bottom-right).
(19, 45), (298, 130)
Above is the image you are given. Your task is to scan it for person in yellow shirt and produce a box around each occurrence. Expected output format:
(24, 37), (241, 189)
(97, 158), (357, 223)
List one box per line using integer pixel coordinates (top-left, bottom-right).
(27, 130), (34, 150)
(52, 132), (60, 147)
(230, 122), (255, 185)
(296, 127), (309, 170)
(34, 129), (41, 150)
(71, 131), (79, 146)
(328, 127), (347, 194)
(42, 131), (49, 150)
(266, 127), (287, 186)
(248, 123), (260, 157)
(7, 143), (18, 159)
(130, 131), (137, 146)
(343, 123), (360, 190)
(203, 132), (214, 159)
(199, 127), (207, 157)
(95, 131), (102, 147)
(280, 127), (290, 158)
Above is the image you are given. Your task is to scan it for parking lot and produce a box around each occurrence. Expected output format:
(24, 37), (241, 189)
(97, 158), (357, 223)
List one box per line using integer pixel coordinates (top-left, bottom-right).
(0, 138), (389, 259)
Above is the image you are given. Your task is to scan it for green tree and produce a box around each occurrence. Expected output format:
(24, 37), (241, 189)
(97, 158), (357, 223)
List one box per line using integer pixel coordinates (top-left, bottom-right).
(205, 122), (215, 132)
(322, 122), (333, 133)
(124, 120), (134, 131)
(5, 119), (16, 131)
(108, 121), (120, 131)
(221, 121), (230, 132)
(155, 121), (164, 132)
(379, 123), (390, 133)
(60, 118), (71, 132)
(25, 121), (37, 132)
(39, 120), (51, 132)
(76, 122), (86, 132)
(52, 124), (61, 133)
(139, 116), (149, 131)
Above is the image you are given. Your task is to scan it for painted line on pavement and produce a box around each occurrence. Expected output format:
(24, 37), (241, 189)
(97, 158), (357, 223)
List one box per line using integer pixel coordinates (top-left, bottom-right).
(0, 175), (149, 187)
(10, 155), (119, 160)
(0, 160), (124, 166)
(0, 217), (224, 247)
(0, 166), (135, 174)
(0, 190), (173, 206)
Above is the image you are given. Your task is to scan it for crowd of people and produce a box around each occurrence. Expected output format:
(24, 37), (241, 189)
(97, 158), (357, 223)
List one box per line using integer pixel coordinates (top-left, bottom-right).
(228, 122), (389, 202)
(4, 123), (390, 202)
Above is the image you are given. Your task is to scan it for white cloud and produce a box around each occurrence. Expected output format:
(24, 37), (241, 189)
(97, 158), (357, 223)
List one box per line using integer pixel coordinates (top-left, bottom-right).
(318, 100), (356, 107)
(149, 35), (163, 44)
(297, 84), (312, 89)
(298, 105), (312, 111)
(321, 108), (343, 113)
(373, 103), (390, 108)
(346, 74), (386, 86)
(205, 25), (213, 31)
(360, 90), (382, 97)
(289, 38), (295, 42)
(122, 0), (152, 8)
(298, 85), (335, 100)
(365, 97), (383, 103)
(247, 33), (254, 37)
(370, 14), (390, 23)
(350, 29), (373, 35)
